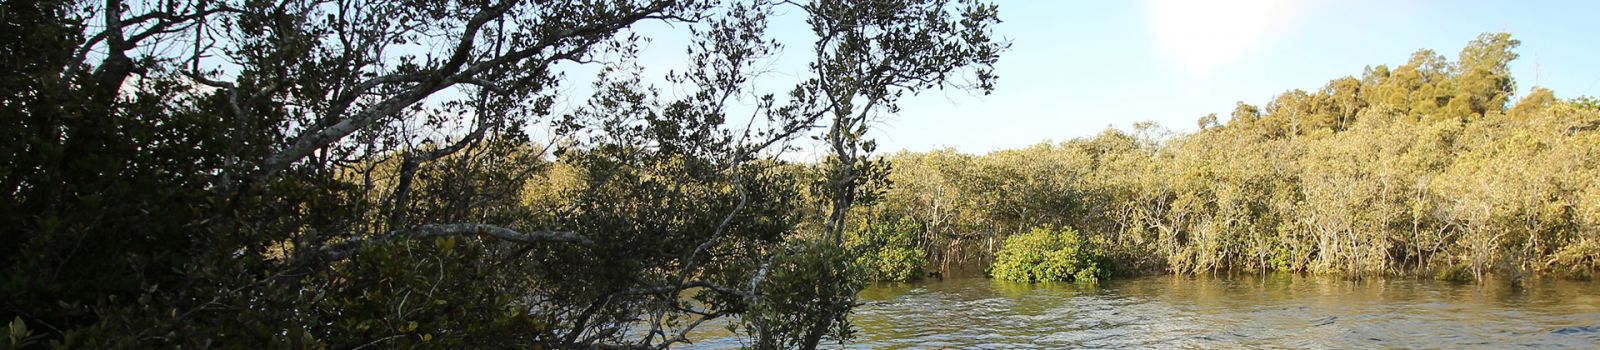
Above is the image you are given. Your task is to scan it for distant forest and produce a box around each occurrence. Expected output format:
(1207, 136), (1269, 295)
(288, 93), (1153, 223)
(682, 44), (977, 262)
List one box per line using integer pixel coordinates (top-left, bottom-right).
(827, 33), (1600, 282)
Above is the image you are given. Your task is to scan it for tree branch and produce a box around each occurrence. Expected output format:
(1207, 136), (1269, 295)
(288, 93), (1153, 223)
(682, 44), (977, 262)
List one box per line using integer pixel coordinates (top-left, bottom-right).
(253, 1), (680, 181)
(323, 224), (589, 260)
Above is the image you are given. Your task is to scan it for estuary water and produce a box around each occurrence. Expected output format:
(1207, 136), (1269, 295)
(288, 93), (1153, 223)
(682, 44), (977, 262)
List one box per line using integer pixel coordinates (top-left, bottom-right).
(692, 274), (1600, 349)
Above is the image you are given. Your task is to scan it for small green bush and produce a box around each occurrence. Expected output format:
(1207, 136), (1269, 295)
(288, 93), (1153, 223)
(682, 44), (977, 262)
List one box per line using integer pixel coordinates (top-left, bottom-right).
(990, 226), (1107, 283)
(851, 217), (928, 282)
(870, 245), (926, 282)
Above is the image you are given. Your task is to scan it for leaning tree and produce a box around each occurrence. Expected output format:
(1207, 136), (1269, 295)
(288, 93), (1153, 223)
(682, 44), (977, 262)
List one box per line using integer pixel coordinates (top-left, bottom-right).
(1, 0), (1004, 348)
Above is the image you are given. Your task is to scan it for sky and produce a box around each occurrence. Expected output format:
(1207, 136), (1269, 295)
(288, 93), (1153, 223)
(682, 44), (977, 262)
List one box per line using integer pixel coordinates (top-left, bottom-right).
(861, 0), (1600, 153)
(563, 0), (1600, 156)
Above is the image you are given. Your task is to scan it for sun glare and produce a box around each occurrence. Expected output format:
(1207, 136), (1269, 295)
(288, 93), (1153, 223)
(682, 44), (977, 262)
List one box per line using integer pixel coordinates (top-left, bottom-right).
(1145, 0), (1304, 78)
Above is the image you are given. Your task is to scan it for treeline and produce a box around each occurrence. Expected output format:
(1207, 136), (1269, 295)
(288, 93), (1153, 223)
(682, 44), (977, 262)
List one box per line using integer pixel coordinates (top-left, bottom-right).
(850, 33), (1600, 281)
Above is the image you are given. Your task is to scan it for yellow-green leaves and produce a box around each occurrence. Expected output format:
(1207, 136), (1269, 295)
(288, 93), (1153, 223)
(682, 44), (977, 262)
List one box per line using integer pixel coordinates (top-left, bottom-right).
(861, 33), (1598, 282)
(990, 226), (1106, 283)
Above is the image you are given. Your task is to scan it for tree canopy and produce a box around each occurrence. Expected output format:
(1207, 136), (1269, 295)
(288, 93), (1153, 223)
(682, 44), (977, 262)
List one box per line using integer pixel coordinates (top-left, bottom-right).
(0, 0), (1005, 348)
(856, 33), (1600, 282)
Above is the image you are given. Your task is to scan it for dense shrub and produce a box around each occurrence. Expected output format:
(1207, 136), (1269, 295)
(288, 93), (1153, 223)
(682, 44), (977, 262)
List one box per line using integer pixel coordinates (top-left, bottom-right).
(851, 217), (928, 282)
(1546, 239), (1600, 279)
(990, 226), (1107, 283)
(741, 241), (869, 349)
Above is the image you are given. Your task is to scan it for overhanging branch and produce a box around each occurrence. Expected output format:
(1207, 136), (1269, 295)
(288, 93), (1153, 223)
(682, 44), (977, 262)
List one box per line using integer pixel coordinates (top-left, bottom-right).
(323, 223), (590, 260)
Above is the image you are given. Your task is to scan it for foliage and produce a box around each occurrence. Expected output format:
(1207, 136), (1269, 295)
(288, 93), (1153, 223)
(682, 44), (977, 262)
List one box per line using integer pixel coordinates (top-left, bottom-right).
(865, 33), (1600, 282)
(990, 226), (1107, 283)
(738, 241), (868, 350)
(851, 216), (928, 282)
(5, 317), (45, 350)
(0, 0), (1005, 348)
(1546, 239), (1600, 279)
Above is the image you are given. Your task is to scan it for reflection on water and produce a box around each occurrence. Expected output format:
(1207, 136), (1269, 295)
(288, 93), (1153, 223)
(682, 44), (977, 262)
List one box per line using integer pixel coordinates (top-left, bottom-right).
(688, 274), (1600, 349)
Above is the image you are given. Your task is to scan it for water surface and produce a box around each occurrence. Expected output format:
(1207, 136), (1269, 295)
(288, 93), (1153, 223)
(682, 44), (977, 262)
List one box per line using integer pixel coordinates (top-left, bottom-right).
(691, 274), (1600, 349)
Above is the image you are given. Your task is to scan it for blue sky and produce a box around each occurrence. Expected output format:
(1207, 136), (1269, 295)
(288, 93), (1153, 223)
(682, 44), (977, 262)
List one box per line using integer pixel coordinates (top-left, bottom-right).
(860, 0), (1600, 153)
(578, 0), (1600, 155)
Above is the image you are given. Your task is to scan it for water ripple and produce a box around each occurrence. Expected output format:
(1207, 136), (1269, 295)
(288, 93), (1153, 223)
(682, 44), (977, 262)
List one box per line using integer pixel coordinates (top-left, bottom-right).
(684, 275), (1600, 349)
